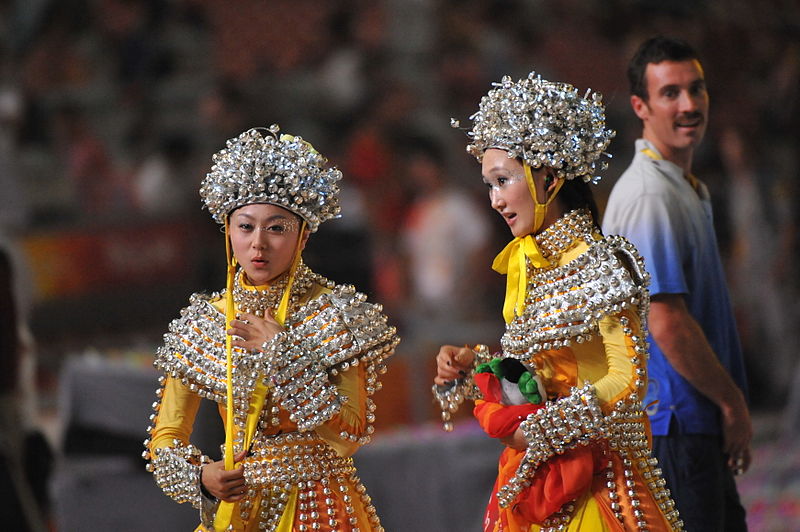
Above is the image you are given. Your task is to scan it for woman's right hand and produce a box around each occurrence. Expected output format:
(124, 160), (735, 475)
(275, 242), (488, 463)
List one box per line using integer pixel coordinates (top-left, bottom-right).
(434, 345), (475, 386)
(228, 311), (284, 352)
(200, 450), (248, 502)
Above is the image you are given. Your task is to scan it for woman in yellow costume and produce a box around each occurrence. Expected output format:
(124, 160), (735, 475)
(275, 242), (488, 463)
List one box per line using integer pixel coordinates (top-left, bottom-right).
(144, 126), (399, 531)
(433, 73), (684, 532)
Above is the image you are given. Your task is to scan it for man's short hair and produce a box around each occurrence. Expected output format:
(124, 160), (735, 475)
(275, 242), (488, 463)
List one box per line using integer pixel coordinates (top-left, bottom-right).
(628, 36), (700, 100)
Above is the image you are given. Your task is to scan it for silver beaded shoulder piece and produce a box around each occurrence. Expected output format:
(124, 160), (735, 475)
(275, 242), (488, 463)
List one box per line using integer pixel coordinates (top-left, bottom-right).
(242, 284), (400, 433)
(501, 235), (651, 359)
(153, 291), (233, 405)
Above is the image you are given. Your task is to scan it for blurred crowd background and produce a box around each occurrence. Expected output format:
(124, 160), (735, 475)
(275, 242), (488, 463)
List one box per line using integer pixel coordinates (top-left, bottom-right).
(1, 0), (798, 530)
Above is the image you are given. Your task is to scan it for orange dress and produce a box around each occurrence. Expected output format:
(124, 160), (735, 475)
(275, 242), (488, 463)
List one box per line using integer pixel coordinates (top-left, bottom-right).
(144, 267), (399, 531)
(435, 210), (683, 532)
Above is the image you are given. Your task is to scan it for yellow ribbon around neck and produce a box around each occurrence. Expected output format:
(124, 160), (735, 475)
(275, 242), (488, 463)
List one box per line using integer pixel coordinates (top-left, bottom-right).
(492, 163), (564, 324)
(214, 219), (306, 530)
(492, 235), (550, 323)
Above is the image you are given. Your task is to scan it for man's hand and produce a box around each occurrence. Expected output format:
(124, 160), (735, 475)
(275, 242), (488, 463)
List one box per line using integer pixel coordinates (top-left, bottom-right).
(720, 398), (752, 474)
(649, 294), (753, 475)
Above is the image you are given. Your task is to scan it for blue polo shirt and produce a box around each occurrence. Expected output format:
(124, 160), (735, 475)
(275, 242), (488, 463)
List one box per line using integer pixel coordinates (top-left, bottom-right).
(602, 139), (748, 436)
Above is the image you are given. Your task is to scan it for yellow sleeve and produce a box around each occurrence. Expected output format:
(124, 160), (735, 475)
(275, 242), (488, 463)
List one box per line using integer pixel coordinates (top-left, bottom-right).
(314, 364), (367, 457)
(150, 376), (202, 451)
(576, 309), (642, 411)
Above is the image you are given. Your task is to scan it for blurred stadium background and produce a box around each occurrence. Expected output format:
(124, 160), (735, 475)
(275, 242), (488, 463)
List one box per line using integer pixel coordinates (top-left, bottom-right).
(1, 1), (798, 530)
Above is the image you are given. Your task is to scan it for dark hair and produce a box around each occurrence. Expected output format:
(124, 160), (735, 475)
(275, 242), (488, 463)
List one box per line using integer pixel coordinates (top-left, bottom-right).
(627, 36), (700, 100)
(558, 178), (601, 228)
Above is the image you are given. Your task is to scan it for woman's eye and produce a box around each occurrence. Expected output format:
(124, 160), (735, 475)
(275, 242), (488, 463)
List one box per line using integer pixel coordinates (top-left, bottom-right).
(267, 224), (287, 233)
(238, 223), (254, 231)
(484, 178), (505, 190)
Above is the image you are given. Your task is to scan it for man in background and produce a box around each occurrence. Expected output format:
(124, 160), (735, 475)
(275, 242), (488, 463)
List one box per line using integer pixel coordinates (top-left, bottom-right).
(603, 36), (751, 531)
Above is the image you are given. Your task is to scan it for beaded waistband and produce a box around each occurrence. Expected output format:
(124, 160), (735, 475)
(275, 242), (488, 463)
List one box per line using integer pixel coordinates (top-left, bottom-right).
(242, 432), (356, 488)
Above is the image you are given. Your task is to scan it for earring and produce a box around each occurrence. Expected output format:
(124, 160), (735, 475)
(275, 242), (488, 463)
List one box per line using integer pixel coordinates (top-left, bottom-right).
(544, 175), (554, 188)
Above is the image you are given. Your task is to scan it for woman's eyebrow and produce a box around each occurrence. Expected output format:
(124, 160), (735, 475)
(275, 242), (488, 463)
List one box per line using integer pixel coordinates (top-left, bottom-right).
(234, 212), (289, 222)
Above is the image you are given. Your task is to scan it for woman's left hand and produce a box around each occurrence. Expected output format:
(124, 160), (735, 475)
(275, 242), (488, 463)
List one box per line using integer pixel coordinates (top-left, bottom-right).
(228, 311), (284, 351)
(499, 427), (527, 451)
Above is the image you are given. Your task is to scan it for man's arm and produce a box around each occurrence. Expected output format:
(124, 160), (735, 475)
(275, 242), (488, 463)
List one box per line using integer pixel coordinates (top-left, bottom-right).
(649, 293), (752, 472)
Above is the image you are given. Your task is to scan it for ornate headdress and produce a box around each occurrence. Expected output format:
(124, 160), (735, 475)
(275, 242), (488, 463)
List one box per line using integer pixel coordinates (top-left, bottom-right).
(453, 72), (615, 183)
(200, 125), (344, 505)
(200, 125), (341, 231)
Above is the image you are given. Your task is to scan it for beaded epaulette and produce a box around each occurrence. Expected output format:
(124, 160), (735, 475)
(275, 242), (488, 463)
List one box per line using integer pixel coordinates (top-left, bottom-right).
(154, 284), (399, 435)
(501, 235), (650, 358)
(154, 292), (234, 404)
(241, 285), (400, 433)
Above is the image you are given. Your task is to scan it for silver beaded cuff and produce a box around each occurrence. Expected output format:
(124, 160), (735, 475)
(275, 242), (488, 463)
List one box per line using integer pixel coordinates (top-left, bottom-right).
(200, 493), (219, 530)
(147, 440), (211, 508)
(496, 384), (607, 508)
(432, 344), (493, 431)
(243, 285), (399, 433)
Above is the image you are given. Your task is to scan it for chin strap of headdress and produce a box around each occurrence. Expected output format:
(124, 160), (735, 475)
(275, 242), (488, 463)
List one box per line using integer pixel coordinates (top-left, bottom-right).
(215, 218), (307, 530)
(492, 163), (564, 323)
(214, 218), (238, 529)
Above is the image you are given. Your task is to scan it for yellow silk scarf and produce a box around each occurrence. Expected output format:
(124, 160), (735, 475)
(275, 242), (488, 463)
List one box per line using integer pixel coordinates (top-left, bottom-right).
(492, 234), (550, 323)
(214, 220), (306, 530)
(492, 163), (563, 324)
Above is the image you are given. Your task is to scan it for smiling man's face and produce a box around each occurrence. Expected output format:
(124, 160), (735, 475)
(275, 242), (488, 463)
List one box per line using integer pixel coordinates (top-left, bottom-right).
(632, 59), (709, 162)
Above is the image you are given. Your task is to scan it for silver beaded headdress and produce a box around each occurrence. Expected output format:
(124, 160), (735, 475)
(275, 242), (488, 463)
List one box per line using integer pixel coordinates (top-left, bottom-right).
(200, 125), (342, 231)
(453, 72), (615, 183)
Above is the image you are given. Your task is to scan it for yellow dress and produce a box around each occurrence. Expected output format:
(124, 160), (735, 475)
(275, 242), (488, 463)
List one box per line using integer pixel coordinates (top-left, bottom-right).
(144, 265), (399, 531)
(436, 210), (683, 532)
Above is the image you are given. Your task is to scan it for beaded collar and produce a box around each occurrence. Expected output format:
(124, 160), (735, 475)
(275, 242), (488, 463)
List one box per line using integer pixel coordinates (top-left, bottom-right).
(503, 234), (650, 357)
(231, 261), (333, 317)
(534, 209), (597, 264)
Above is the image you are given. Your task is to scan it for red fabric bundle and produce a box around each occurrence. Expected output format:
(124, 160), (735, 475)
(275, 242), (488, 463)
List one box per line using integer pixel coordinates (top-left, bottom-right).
(474, 372), (604, 528)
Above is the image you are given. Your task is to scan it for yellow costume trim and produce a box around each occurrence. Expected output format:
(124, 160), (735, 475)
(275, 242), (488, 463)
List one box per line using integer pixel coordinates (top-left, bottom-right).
(563, 492), (610, 532)
(539, 491), (609, 532)
(215, 219), (238, 529)
(275, 487), (299, 532)
(275, 221), (306, 325)
(215, 220), (306, 530)
(640, 147), (662, 161)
